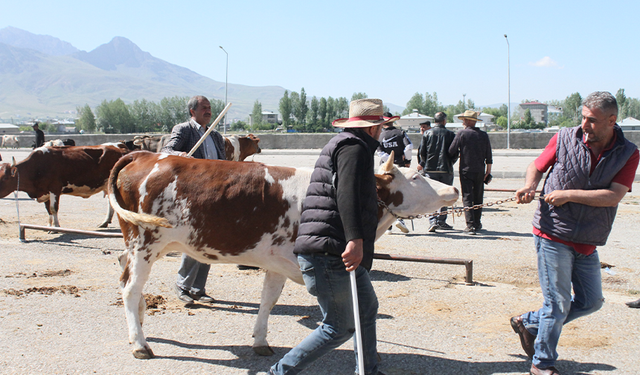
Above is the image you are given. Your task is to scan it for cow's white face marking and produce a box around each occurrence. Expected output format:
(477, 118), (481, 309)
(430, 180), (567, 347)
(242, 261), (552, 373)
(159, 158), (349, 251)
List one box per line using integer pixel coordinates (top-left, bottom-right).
(383, 167), (459, 216)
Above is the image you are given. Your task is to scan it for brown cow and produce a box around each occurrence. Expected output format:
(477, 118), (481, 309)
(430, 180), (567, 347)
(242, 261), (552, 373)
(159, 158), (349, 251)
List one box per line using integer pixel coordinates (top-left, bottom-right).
(0, 144), (130, 227)
(108, 151), (459, 359)
(224, 134), (261, 161)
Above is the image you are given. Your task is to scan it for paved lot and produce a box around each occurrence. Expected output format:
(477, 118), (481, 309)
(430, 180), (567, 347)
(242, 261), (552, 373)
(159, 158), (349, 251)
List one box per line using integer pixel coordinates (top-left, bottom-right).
(1, 147), (640, 374)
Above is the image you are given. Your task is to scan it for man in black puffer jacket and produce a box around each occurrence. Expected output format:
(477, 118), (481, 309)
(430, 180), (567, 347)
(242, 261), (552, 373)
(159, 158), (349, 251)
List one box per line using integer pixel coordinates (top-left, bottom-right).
(269, 99), (394, 375)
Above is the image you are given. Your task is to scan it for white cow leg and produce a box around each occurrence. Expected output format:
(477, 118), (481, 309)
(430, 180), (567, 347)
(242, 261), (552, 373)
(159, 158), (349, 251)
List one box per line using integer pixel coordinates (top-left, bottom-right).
(98, 201), (114, 228)
(122, 255), (154, 359)
(252, 270), (287, 356)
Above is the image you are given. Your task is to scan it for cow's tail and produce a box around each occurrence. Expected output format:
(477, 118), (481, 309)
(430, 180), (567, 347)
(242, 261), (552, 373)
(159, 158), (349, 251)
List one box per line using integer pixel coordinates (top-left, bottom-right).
(108, 152), (172, 228)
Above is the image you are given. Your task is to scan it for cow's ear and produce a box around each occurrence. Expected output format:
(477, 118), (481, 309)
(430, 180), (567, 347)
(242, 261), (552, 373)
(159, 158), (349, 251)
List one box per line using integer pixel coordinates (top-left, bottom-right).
(381, 151), (395, 173)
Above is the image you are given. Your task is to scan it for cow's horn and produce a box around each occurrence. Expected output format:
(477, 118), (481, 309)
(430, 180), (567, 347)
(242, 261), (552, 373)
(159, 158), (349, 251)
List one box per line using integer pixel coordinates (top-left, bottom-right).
(11, 156), (16, 167)
(381, 151), (394, 173)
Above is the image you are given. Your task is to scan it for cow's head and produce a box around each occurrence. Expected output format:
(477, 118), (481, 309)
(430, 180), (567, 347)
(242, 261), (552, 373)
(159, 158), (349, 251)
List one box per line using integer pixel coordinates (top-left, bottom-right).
(245, 134), (261, 154)
(0, 158), (19, 198)
(375, 152), (459, 227)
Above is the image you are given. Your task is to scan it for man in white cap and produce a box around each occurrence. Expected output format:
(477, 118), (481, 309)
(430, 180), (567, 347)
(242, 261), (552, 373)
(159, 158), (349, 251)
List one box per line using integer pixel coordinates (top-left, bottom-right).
(269, 98), (392, 375)
(448, 110), (492, 235)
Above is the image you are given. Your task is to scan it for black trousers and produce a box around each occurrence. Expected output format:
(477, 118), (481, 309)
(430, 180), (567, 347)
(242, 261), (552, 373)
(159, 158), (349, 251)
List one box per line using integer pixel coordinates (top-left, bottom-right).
(459, 171), (484, 229)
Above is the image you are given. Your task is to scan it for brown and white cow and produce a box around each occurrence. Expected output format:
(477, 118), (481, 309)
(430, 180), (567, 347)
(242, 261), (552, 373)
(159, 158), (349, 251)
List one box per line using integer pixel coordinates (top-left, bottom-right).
(108, 151), (458, 359)
(0, 144), (130, 228)
(224, 134), (261, 161)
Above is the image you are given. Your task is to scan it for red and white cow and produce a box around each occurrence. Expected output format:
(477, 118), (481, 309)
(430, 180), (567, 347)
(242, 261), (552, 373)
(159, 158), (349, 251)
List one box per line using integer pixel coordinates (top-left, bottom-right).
(224, 134), (261, 161)
(108, 151), (458, 359)
(0, 144), (130, 228)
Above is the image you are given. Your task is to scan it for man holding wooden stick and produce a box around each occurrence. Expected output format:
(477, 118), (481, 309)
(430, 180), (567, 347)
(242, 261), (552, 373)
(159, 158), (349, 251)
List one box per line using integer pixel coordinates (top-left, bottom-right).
(161, 95), (226, 306)
(269, 99), (391, 375)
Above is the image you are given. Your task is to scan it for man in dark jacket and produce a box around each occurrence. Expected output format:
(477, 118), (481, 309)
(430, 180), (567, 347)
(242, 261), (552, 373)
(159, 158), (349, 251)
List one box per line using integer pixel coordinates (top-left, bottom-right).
(376, 112), (412, 233)
(161, 95), (226, 306)
(33, 122), (45, 148)
(448, 110), (492, 235)
(511, 91), (638, 375)
(418, 112), (457, 232)
(270, 99), (395, 375)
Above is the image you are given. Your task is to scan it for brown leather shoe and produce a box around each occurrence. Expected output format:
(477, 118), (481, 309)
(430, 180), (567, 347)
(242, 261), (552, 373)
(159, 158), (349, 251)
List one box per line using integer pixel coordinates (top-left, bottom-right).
(530, 364), (560, 375)
(510, 316), (536, 359)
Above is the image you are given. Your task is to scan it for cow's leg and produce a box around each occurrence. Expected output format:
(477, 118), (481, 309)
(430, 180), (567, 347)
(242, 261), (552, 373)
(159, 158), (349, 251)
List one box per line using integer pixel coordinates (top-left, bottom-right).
(48, 193), (60, 227)
(253, 270), (287, 356)
(121, 252), (155, 359)
(118, 250), (144, 326)
(98, 201), (114, 228)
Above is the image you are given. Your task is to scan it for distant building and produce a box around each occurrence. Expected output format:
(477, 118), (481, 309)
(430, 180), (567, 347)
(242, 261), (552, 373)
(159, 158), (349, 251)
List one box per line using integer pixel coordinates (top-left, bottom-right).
(262, 111), (279, 124)
(396, 109), (434, 132)
(0, 123), (21, 135)
(519, 102), (548, 125)
(618, 117), (640, 131)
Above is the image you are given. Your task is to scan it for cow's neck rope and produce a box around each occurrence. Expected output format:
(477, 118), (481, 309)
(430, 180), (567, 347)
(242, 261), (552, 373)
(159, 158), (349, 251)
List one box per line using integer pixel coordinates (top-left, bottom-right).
(377, 196), (518, 220)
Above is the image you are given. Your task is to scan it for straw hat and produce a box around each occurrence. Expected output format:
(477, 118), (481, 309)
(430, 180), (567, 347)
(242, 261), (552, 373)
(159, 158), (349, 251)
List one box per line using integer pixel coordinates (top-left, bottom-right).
(332, 99), (399, 128)
(458, 110), (481, 122)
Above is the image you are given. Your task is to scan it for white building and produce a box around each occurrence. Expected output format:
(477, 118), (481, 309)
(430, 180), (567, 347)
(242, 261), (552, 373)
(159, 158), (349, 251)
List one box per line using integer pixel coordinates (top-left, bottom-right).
(619, 117), (640, 131)
(395, 110), (434, 132)
(0, 123), (21, 135)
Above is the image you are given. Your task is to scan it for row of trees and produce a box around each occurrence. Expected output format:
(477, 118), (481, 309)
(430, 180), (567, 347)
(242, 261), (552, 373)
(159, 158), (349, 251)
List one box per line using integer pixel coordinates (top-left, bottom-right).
(243, 91), (370, 133)
(71, 88), (640, 135)
(75, 96), (226, 134)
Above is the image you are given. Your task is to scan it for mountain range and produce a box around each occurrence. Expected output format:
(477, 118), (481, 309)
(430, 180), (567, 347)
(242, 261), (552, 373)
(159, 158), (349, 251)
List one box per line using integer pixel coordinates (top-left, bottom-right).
(0, 26), (289, 121)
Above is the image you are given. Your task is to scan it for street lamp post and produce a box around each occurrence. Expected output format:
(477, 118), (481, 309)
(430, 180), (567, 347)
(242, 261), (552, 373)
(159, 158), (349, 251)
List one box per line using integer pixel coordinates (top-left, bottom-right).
(504, 34), (511, 149)
(219, 46), (228, 134)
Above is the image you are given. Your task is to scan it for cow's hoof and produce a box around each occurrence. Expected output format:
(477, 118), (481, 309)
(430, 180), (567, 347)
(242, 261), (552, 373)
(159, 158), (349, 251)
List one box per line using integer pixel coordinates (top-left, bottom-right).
(253, 345), (275, 356)
(132, 347), (155, 359)
(97, 222), (108, 228)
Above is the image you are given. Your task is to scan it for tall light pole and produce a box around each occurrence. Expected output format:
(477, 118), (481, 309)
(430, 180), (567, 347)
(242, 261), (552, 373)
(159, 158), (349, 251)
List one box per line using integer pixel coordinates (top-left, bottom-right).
(219, 46), (228, 134)
(504, 34), (511, 149)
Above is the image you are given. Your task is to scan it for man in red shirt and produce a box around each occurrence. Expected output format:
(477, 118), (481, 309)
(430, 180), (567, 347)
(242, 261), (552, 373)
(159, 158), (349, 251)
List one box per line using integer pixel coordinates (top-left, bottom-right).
(510, 91), (638, 375)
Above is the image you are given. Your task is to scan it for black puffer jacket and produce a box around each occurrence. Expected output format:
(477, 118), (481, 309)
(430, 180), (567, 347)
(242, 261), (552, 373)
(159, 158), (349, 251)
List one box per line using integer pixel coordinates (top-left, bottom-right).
(294, 129), (379, 271)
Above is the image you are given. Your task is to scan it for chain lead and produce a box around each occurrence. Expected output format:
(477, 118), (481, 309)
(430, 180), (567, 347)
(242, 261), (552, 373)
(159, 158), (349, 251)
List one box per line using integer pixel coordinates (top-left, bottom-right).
(378, 196), (518, 220)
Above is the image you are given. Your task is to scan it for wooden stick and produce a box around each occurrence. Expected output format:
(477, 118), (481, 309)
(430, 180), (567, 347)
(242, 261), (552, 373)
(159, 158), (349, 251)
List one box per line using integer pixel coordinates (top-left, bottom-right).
(350, 270), (366, 374)
(187, 102), (233, 157)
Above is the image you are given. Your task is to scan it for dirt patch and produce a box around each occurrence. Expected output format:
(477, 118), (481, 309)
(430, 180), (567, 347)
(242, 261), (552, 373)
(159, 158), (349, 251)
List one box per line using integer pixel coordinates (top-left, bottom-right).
(110, 294), (167, 316)
(3, 285), (81, 297)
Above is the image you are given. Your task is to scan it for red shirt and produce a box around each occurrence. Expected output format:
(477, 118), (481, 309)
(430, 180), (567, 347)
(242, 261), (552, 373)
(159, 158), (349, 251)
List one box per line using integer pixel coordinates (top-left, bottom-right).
(532, 132), (639, 255)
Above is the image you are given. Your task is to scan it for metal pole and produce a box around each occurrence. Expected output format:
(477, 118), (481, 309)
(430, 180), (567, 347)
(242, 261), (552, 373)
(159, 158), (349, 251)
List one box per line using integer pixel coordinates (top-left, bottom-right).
(350, 270), (366, 375)
(219, 46), (228, 135)
(504, 34), (511, 149)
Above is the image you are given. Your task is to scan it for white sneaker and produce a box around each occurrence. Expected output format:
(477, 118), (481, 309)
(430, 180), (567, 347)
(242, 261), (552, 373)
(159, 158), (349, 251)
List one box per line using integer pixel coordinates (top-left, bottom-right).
(395, 219), (409, 233)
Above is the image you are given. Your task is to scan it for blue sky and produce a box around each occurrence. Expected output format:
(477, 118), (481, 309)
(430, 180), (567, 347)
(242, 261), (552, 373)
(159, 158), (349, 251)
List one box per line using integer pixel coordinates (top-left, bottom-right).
(2, 0), (639, 109)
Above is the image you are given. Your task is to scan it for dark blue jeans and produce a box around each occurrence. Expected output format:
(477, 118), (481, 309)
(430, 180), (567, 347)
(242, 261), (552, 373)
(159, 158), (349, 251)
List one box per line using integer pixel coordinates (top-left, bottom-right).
(271, 253), (379, 374)
(521, 236), (604, 368)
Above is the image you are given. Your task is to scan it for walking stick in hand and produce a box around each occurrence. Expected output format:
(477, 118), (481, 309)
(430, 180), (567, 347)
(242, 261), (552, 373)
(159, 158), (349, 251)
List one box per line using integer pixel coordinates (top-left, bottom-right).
(187, 102), (233, 157)
(350, 270), (366, 374)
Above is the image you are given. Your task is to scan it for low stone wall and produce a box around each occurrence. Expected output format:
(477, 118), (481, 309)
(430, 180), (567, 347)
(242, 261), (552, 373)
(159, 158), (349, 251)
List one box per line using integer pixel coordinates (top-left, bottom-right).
(10, 130), (640, 150)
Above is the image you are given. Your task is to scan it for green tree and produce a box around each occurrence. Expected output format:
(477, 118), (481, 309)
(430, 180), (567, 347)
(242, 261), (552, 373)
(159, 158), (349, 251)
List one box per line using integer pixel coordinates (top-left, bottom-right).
(318, 97), (327, 132)
(307, 96), (319, 129)
(423, 92), (442, 116)
(563, 92), (583, 123)
(231, 120), (248, 131)
(335, 97), (349, 119)
(289, 91), (300, 124)
(296, 88), (308, 128)
(351, 92), (367, 101)
(76, 104), (96, 133)
(95, 98), (134, 133)
(279, 90), (292, 127)
(251, 100), (263, 131)
(128, 99), (156, 132)
(159, 96), (189, 131)
(403, 93), (424, 115)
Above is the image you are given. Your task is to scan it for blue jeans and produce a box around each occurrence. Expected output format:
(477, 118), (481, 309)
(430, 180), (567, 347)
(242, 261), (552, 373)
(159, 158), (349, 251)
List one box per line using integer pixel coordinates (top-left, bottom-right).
(426, 172), (454, 226)
(271, 254), (379, 375)
(176, 254), (210, 295)
(521, 235), (604, 368)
